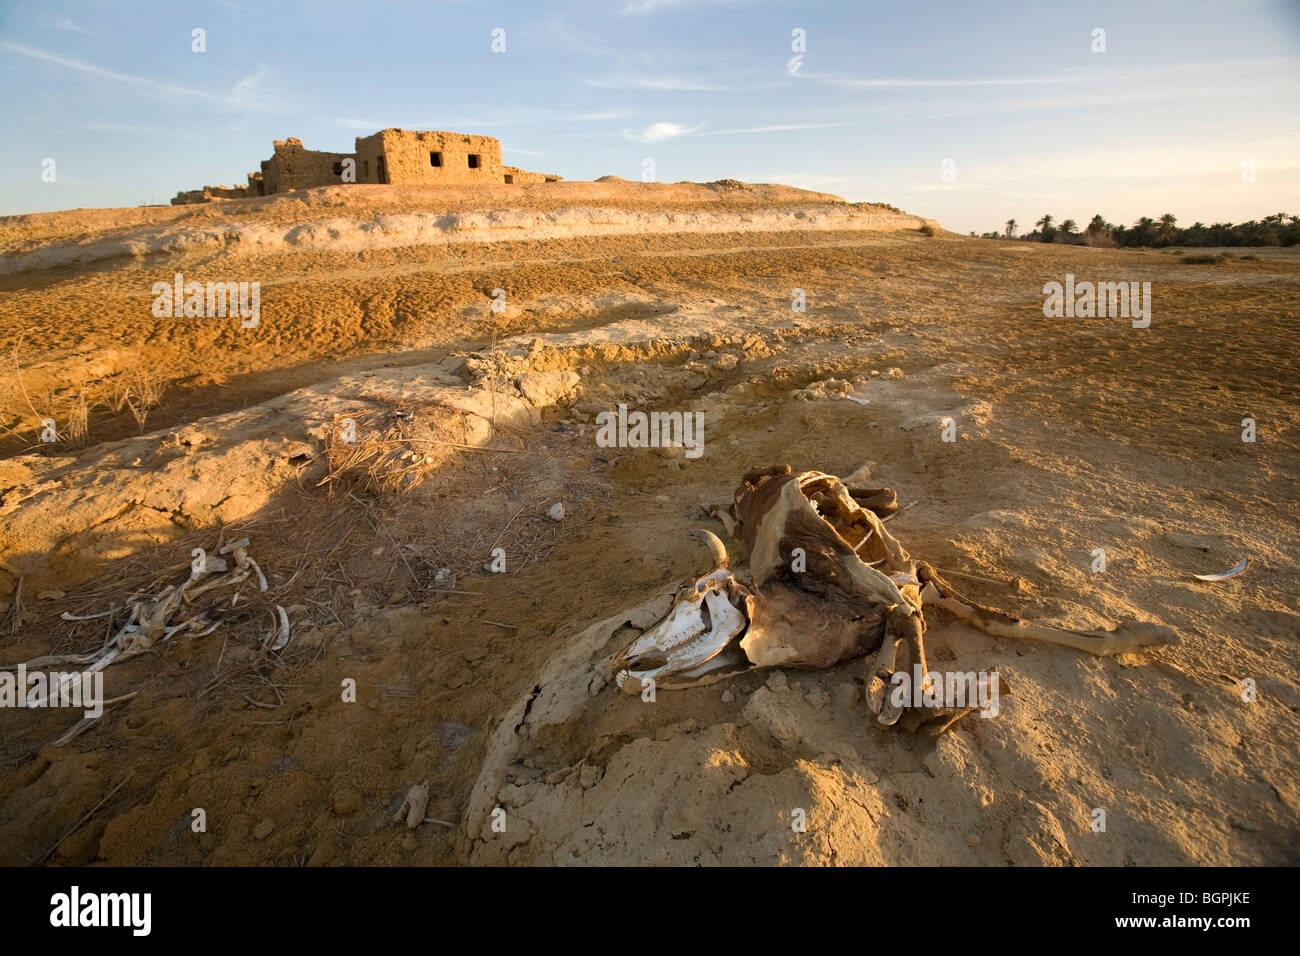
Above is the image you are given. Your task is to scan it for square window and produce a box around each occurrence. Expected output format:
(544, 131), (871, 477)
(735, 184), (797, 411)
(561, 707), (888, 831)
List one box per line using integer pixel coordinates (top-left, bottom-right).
(430, 151), (442, 167)
(333, 162), (343, 175)
(468, 154), (481, 169)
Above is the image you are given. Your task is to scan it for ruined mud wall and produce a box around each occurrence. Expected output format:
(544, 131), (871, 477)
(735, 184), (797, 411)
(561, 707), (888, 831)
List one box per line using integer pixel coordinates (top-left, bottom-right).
(503, 166), (562, 185)
(261, 138), (353, 193)
(170, 184), (251, 205)
(355, 129), (503, 185)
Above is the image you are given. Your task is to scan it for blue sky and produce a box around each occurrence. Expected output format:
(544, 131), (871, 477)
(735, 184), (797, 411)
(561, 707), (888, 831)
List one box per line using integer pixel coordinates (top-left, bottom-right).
(1, 0), (1298, 232)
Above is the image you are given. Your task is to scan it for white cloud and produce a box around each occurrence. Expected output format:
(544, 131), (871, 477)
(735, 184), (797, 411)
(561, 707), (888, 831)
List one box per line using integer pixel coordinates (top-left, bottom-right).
(53, 18), (91, 35)
(621, 0), (737, 14)
(794, 69), (1082, 91)
(2, 40), (215, 98)
(1, 40), (279, 111)
(331, 109), (630, 132)
(229, 68), (271, 109)
(84, 121), (163, 134)
(622, 121), (705, 142)
(583, 74), (737, 92)
(622, 0), (684, 13)
(790, 56), (1297, 94)
(697, 121), (855, 136)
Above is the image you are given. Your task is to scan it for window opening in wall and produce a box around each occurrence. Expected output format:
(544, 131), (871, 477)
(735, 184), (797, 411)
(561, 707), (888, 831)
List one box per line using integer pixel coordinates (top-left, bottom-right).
(333, 162), (343, 175)
(468, 154), (481, 169)
(430, 151), (442, 167)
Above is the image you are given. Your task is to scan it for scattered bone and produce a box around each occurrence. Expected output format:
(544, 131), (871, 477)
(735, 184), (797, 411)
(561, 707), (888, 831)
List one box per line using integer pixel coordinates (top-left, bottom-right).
(844, 462), (876, 485)
(394, 780), (430, 829)
(1192, 557), (1249, 581)
(13, 538), (276, 711)
(266, 605), (291, 651)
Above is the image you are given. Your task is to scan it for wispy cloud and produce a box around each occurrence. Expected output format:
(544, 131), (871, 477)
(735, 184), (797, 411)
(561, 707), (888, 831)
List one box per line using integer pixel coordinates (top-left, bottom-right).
(537, 14), (653, 65)
(566, 109), (630, 122)
(602, 120), (850, 143)
(3, 40), (215, 98)
(790, 56), (1298, 94)
(622, 121), (705, 142)
(84, 121), (163, 134)
(504, 147), (546, 158)
(697, 121), (855, 136)
(229, 68), (271, 109)
(53, 18), (91, 35)
(1, 40), (275, 109)
(793, 68), (1084, 90)
(583, 74), (737, 92)
(622, 0), (684, 13)
(331, 108), (630, 132)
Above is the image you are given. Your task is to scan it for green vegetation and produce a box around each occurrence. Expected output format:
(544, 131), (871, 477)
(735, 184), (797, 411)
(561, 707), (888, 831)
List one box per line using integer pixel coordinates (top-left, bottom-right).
(976, 212), (1298, 247)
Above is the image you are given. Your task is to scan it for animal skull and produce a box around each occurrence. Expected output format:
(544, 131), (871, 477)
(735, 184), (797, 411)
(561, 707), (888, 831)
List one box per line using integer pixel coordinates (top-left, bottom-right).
(613, 465), (1178, 729)
(613, 534), (754, 690)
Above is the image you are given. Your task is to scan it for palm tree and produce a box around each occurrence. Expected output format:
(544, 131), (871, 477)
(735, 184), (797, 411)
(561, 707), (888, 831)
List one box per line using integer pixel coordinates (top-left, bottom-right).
(1004, 219), (1017, 238)
(1059, 219), (1078, 236)
(1035, 213), (1054, 232)
(1085, 214), (1108, 236)
(1157, 213), (1177, 243)
(1131, 216), (1157, 246)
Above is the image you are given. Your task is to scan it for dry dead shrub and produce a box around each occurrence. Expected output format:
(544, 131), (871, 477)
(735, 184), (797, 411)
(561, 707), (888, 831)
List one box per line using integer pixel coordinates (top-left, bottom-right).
(320, 398), (504, 495)
(64, 385), (90, 444)
(113, 365), (166, 432)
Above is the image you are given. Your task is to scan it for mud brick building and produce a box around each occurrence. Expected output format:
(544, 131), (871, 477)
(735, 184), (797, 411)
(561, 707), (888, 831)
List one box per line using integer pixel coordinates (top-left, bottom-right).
(173, 128), (559, 204)
(355, 129), (502, 185)
(258, 137), (354, 194)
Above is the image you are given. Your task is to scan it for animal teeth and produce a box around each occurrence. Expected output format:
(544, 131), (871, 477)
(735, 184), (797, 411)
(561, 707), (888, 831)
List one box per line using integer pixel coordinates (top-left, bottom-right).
(655, 620), (706, 651)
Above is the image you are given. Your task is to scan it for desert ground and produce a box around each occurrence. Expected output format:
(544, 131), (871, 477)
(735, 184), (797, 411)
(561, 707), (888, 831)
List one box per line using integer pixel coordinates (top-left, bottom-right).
(0, 180), (1296, 865)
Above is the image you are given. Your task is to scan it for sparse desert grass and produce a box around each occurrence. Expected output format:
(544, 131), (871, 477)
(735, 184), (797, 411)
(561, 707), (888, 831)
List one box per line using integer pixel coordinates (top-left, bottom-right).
(114, 365), (166, 433)
(0, 351), (167, 447)
(0, 346), (55, 447)
(1183, 252), (1229, 264)
(919, 222), (936, 237)
(64, 385), (90, 444)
